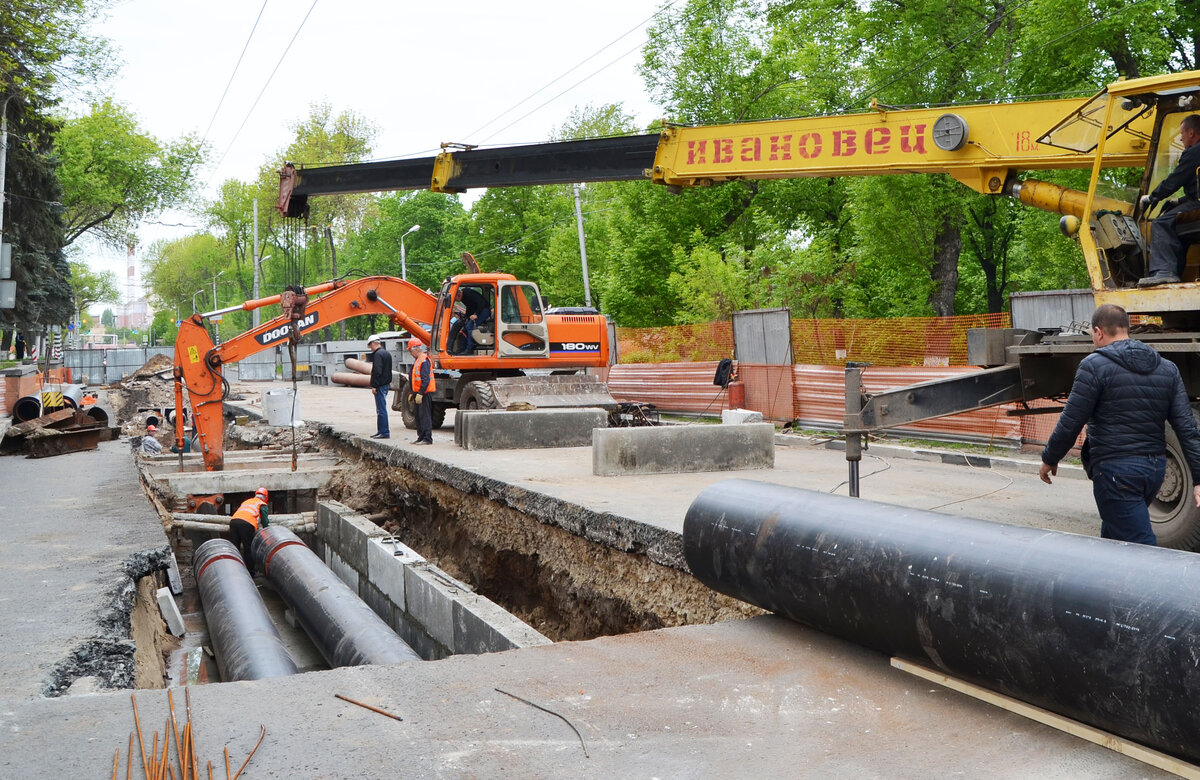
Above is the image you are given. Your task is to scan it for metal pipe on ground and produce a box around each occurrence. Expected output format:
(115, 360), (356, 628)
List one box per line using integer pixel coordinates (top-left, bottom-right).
(193, 539), (299, 681)
(683, 479), (1200, 765)
(343, 357), (373, 375)
(251, 526), (421, 666)
(11, 395), (42, 423)
(331, 371), (371, 388)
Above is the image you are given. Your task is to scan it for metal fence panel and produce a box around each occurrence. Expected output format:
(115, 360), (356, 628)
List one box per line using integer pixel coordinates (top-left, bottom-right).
(733, 308), (793, 365)
(1010, 289), (1095, 332)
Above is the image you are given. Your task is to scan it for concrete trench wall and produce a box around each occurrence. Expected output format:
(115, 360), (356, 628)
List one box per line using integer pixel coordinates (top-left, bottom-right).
(312, 500), (551, 660)
(317, 428), (761, 642)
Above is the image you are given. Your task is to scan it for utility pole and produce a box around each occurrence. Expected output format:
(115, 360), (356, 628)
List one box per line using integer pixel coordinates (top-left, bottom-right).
(252, 199), (261, 327)
(0, 95), (9, 245)
(573, 183), (592, 307)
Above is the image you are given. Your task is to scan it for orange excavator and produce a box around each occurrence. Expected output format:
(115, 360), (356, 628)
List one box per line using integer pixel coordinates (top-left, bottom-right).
(173, 273), (612, 477)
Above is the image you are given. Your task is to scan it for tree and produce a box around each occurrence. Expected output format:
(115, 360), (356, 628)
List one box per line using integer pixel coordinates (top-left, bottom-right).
(67, 260), (120, 316)
(54, 97), (205, 248)
(101, 308), (115, 328)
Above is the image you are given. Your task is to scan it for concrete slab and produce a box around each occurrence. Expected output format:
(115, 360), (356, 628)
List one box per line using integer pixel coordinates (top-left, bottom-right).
(593, 422), (776, 475)
(455, 407), (608, 450)
(154, 465), (339, 496)
(0, 616), (1174, 777)
(0, 438), (171, 698)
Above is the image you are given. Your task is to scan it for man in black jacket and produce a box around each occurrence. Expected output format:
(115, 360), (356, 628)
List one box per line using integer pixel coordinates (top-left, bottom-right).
(1040, 304), (1200, 544)
(1138, 114), (1200, 286)
(368, 337), (392, 439)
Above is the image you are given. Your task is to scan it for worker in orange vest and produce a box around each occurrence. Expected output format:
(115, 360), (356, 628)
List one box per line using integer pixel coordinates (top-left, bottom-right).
(230, 487), (270, 575)
(408, 337), (436, 445)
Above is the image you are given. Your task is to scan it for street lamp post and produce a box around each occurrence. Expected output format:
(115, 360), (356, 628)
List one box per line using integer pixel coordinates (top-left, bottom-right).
(400, 224), (420, 281)
(211, 271), (225, 344)
(192, 289), (205, 314)
(252, 255), (271, 327)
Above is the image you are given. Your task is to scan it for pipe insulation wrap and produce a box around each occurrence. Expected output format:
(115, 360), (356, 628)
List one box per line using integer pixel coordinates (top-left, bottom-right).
(682, 479), (1200, 763)
(252, 526), (421, 667)
(193, 539), (298, 681)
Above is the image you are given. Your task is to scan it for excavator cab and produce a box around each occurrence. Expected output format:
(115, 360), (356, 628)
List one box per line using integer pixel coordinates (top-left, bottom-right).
(432, 275), (550, 361)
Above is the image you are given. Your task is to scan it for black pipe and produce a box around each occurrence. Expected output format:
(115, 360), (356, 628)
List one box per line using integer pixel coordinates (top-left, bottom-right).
(193, 539), (298, 681)
(251, 526), (421, 666)
(683, 479), (1200, 764)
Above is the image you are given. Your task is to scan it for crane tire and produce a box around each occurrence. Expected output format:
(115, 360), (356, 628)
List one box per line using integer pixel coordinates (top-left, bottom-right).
(1151, 422), (1200, 551)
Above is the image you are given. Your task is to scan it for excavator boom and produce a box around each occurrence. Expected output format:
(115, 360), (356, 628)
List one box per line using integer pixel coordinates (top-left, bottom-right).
(175, 276), (437, 471)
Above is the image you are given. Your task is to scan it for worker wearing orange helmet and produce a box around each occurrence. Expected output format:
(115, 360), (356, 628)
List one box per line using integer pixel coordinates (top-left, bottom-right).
(229, 487), (270, 575)
(408, 336), (436, 445)
(140, 423), (163, 456)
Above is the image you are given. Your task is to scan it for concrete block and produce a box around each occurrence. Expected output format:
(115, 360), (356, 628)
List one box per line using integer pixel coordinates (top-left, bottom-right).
(721, 408), (763, 424)
(316, 503), (339, 547)
(456, 408), (608, 450)
(328, 550), (359, 593)
(367, 538), (425, 608)
(404, 563), (470, 648)
(592, 423), (775, 476)
(338, 512), (387, 576)
(155, 587), (185, 636)
(453, 594), (551, 654)
(165, 552), (183, 595)
(359, 580), (395, 627)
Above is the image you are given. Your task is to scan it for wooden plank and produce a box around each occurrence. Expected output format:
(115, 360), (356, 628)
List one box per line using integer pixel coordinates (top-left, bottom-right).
(891, 657), (1200, 779)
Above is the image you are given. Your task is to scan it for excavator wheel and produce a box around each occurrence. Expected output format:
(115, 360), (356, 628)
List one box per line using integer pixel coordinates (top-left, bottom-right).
(397, 381), (418, 430)
(1151, 421), (1200, 551)
(397, 381), (447, 429)
(459, 381), (497, 411)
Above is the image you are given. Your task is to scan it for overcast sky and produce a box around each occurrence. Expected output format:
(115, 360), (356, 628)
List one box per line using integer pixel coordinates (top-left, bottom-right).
(82, 0), (667, 308)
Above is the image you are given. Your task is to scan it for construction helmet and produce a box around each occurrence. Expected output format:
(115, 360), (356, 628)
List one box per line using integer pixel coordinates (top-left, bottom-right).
(146, 424), (157, 433)
(255, 487), (269, 501)
(407, 336), (422, 350)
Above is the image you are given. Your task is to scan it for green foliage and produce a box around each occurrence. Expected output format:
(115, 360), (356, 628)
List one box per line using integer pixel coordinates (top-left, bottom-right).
(67, 260), (119, 314)
(101, 308), (115, 328)
(142, 234), (227, 316)
(344, 190), (471, 292)
(55, 97), (205, 247)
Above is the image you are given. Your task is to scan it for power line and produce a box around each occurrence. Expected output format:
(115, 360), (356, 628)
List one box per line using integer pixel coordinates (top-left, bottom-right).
(464, 0), (683, 144)
(203, 0), (320, 190)
(200, 0), (270, 146)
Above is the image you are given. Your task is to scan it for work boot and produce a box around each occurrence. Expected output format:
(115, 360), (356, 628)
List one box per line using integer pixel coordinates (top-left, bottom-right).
(1138, 273), (1180, 287)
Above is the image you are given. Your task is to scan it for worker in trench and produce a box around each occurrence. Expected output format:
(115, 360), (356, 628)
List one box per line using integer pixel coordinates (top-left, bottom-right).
(408, 336), (435, 445)
(230, 487), (270, 575)
(1039, 304), (1200, 544)
(139, 423), (163, 455)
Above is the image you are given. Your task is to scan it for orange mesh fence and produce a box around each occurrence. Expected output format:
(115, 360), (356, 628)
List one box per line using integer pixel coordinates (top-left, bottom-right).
(616, 321), (734, 364)
(790, 313), (1012, 367)
(617, 313), (1010, 366)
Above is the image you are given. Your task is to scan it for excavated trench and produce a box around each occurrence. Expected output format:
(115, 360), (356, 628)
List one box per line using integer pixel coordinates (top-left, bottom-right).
(120, 403), (756, 692)
(318, 434), (760, 642)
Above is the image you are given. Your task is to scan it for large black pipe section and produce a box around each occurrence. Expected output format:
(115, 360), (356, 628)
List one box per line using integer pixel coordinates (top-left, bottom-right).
(683, 479), (1200, 763)
(252, 526), (421, 666)
(193, 539), (298, 681)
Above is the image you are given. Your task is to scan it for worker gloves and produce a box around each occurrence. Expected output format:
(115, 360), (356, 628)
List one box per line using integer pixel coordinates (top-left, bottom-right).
(1140, 194), (1158, 210)
(414, 393), (424, 405)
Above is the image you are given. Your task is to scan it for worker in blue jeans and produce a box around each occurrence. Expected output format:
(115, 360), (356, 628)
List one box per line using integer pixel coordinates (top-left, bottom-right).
(1039, 304), (1200, 544)
(368, 337), (392, 439)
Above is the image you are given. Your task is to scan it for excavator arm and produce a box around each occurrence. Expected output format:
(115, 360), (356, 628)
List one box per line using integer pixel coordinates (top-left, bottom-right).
(174, 276), (437, 471)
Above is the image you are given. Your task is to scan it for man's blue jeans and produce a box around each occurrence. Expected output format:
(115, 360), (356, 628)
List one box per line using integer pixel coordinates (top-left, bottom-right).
(373, 386), (390, 437)
(1091, 455), (1165, 545)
